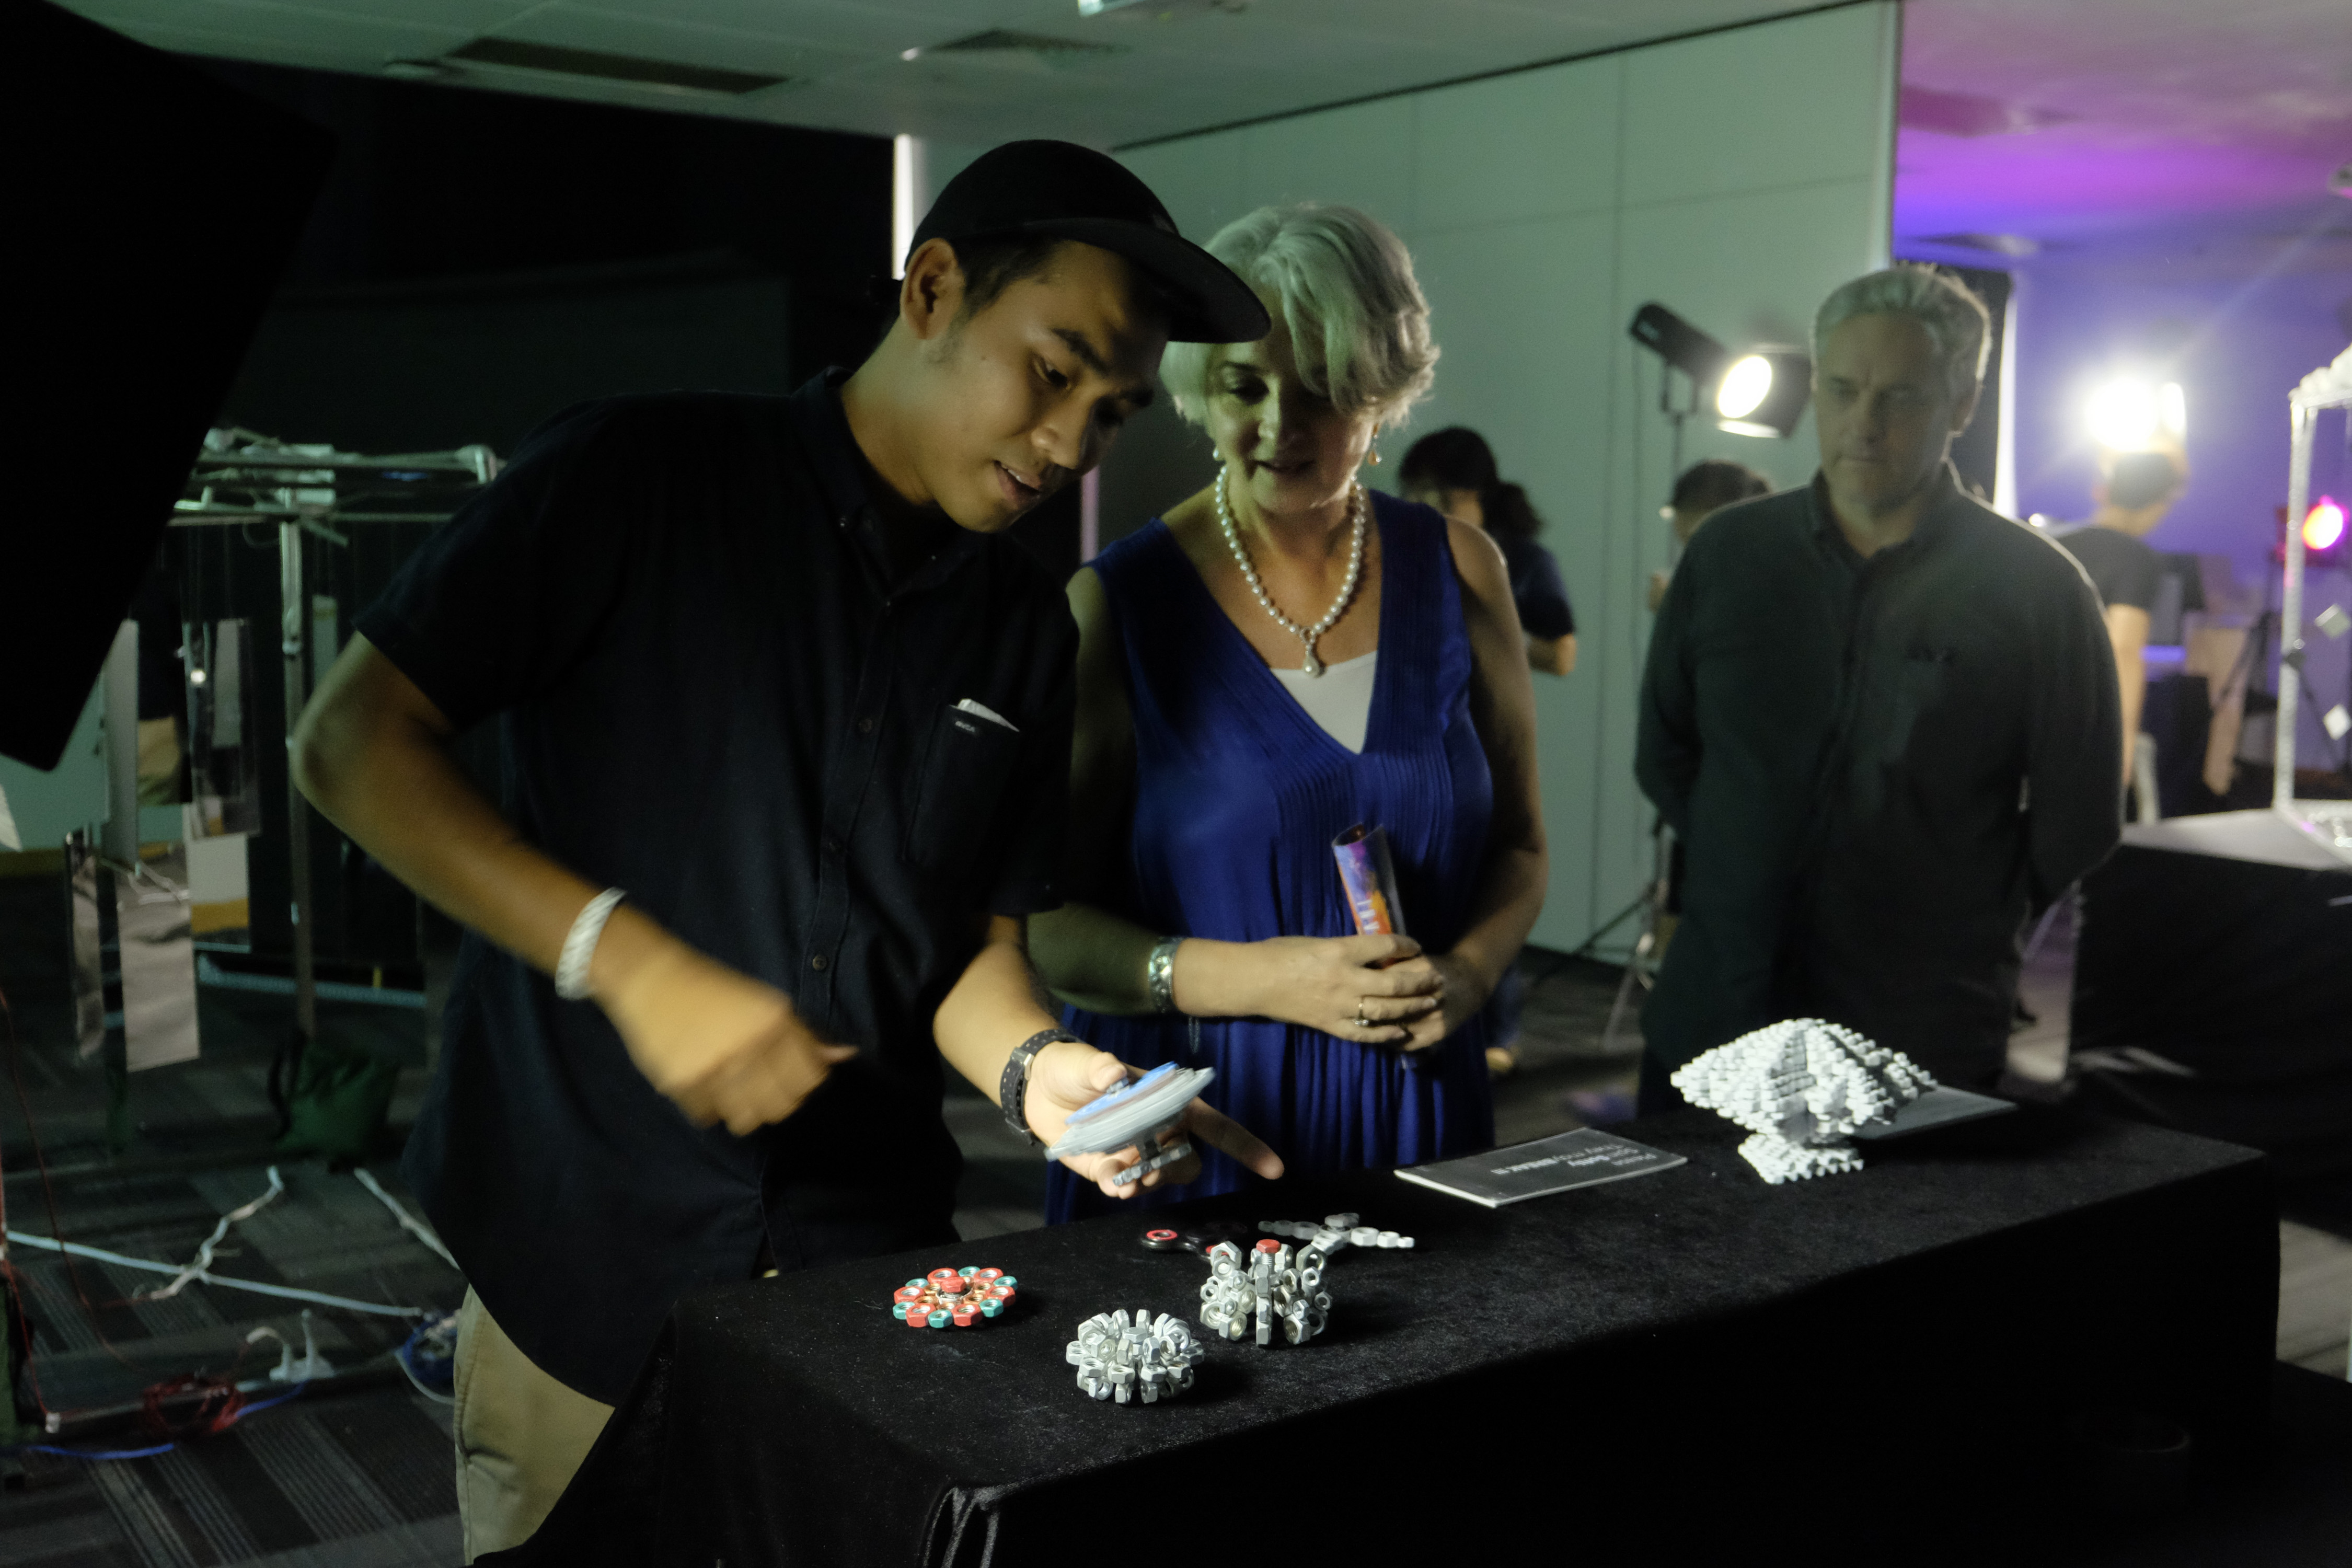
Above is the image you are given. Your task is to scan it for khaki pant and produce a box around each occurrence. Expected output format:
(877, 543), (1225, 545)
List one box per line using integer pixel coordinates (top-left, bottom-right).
(453, 1287), (615, 1562)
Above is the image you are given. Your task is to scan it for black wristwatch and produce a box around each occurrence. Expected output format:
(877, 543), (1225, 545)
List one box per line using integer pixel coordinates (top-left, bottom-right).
(1001, 1029), (1082, 1151)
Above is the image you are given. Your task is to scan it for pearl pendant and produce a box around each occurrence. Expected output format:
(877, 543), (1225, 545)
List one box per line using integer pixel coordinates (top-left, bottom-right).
(1302, 648), (1323, 677)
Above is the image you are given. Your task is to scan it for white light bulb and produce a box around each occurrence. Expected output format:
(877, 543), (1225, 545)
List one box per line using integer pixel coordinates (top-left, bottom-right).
(2088, 378), (2161, 451)
(1717, 355), (1773, 420)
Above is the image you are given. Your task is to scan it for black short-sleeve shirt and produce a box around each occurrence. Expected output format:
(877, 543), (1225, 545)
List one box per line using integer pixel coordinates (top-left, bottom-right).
(2051, 523), (2163, 612)
(1493, 531), (1576, 640)
(359, 373), (1076, 1402)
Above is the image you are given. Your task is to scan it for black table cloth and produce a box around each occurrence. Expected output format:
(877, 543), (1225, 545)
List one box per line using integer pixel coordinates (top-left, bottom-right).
(492, 1110), (2276, 1566)
(2073, 813), (2352, 1181)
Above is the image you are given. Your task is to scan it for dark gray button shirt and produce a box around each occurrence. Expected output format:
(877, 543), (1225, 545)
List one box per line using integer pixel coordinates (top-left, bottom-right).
(1636, 467), (2120, 1086)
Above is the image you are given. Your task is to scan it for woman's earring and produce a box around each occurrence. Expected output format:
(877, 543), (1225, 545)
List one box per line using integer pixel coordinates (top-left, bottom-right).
(1368, 431), (1382, 466)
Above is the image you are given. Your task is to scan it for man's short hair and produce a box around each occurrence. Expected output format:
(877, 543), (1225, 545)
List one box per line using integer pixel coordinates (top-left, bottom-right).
(1672, 458), (1771, 515)
(1162, 203), (1437, 426)
(1813, 264), (1991, 401)
(2107, 451), (2183, 510)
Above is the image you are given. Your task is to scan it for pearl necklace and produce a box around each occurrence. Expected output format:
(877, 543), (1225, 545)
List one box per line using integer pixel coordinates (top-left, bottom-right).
(1214, 465), (1367, 677)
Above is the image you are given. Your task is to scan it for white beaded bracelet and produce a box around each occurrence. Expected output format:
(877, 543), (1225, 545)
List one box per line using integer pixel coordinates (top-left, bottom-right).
(554, 887), (626, 1001)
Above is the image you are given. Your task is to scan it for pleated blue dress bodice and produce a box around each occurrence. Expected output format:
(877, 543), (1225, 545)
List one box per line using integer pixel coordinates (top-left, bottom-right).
(1045, 492), (1495, 1224)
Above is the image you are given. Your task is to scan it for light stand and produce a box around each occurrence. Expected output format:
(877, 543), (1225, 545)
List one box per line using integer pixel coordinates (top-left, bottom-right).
(170, 436), (495, 1094)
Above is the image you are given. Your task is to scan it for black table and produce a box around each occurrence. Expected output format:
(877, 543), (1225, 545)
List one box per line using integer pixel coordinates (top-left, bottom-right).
(495, 1111), (2276, 1566)
(2073, 811), (2352, 1181)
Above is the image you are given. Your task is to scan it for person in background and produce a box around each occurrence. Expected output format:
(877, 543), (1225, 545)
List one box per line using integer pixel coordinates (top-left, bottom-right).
(2051, 448), (2187, 794)
(1641, 458), (1773, 971)
(1396, 427), (1569, 1076)
(1636, 264), (2119, 1105)
(1400, 427), (1577, 676)
(1031, 204), (1547, 1218)
(1648, 458), (1772, 612)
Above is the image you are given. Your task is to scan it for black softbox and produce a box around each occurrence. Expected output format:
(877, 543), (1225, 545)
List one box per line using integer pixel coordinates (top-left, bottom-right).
(2, 0), (332, 768)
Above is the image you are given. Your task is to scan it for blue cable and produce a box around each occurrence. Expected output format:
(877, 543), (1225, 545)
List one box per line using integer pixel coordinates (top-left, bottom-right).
(3, 1380), (313, 1461)
(233, 1381), (309, 1417)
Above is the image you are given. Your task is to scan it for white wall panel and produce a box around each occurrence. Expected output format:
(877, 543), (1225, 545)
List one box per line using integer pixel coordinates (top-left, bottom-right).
(1122, 131), (1247, 244)
(1117, 1), (1899, 957)
(1412, 57), (1622, 233)
(1238, 97), (1419, 232)
(1621, 5), (1895, 209)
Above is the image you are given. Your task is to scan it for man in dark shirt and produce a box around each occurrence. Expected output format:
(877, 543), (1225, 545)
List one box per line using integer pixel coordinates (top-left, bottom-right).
(292, 142), (1280, 1558)
(1636, 265), (2119, 1106)
(2053, 448), (2187, 786)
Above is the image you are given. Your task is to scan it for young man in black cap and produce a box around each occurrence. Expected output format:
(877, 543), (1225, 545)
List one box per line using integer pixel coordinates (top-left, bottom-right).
(292, 141), (1276, 1559)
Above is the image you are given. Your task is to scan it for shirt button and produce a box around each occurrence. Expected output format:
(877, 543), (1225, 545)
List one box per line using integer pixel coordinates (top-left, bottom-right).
(821, 832), (843, 856)
(810, 954), (829, 972)
(856, 717), (875, 735)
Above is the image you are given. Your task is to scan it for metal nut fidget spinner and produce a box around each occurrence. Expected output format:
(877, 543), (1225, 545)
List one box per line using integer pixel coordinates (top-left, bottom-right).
(1066, 1309), (1204, 1403)
(1200, 1237), (1331, 1346)
(891, 1266), (1017, 1329)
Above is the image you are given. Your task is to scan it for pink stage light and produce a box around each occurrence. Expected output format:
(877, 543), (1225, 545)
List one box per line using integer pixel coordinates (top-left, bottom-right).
(2304, 498), (2346, 553)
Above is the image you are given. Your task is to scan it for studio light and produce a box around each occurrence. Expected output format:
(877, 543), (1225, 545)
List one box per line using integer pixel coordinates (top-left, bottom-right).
(2087, 377), (2186, 452)
(2306, 497), (2347, 554)
(1629, 304), (1812, 439)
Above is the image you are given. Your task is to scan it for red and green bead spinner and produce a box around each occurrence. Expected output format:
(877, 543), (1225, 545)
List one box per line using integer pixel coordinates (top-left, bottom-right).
(891, 1266), (1018, 1329)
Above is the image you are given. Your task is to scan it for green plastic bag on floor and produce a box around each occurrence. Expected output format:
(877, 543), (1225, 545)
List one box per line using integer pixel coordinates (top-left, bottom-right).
(272, 1030), (400, 1161)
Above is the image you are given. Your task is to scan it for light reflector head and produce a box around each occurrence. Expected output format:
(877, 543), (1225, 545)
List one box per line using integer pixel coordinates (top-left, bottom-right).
(1715, 347), (1812, 439)
(1717, 355), (1774, 420)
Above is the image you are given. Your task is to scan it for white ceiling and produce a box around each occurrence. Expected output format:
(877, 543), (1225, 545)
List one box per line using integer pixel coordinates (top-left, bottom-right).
(60, 0), (2352, 273)
(1898, 0), (2352, 268)
(59, 0), (1816, 147)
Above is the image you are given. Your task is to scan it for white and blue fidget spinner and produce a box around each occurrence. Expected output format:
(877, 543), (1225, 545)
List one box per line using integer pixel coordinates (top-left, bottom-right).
(1044, 1063), (1216, 1186)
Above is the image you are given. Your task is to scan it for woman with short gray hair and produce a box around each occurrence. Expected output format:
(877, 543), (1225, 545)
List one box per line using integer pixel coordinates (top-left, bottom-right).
(1031, 203), (1549, 1220)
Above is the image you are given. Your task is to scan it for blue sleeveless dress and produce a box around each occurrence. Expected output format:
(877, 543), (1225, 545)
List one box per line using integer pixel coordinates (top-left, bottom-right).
(1044, 492), (1496, 1224)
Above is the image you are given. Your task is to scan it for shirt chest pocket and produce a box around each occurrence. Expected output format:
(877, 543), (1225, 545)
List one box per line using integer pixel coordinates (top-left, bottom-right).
(1869, 644), (1964, 761)
(905, 702), (1023, 883)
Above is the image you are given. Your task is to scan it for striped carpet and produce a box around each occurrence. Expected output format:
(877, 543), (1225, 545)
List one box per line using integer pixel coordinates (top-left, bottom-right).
(0, 932), (465, 1567)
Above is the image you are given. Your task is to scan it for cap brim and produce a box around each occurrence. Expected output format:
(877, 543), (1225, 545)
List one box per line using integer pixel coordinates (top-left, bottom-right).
(1019, 217), (1269, 343)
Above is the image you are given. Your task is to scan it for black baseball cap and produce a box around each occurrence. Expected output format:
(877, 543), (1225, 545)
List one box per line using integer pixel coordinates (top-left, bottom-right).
(910, 140), (1269, 344)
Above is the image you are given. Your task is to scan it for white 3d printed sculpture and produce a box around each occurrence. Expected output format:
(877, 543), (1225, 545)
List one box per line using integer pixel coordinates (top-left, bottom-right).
(1669, 1018), (1938, 1184)
(1199, 1238), (1332, 1346)
(1066, 1309), (1204, 1404)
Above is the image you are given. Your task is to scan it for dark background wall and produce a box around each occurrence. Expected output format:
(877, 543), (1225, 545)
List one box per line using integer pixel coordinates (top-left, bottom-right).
(195, 60), (894, 454)
(170, 62), (903, 977)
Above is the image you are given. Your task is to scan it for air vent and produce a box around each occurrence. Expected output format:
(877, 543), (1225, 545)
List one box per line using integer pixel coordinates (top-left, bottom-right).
(445, 37), (790, 96)
(1899, 85), (2073, 139)
(928, 29), (1126, 57)
(1914, 232), (2040, 258)
(1079, 0), (1250, 15)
